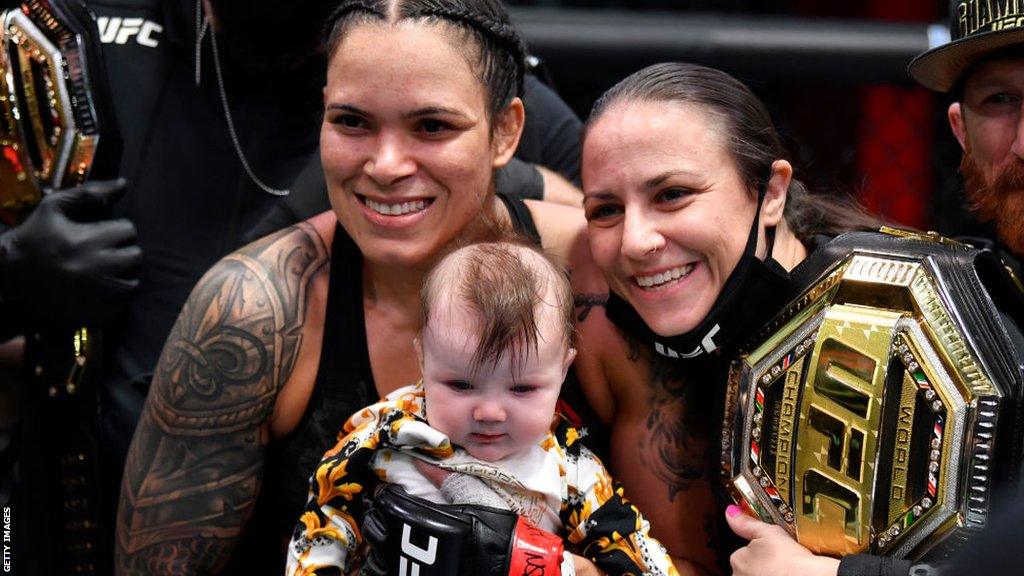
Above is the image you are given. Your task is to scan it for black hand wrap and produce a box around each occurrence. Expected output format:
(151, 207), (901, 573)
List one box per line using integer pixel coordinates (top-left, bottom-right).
(361, 484), (564, 576)
(0, 179), (140, 324)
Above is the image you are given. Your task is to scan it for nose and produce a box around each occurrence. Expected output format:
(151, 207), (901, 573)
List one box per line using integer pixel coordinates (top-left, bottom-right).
(620, 206), (665, 261)
(472, 399), (507, 424)
(364, 131), (416, 185)
(1013, 105), (1024, 161)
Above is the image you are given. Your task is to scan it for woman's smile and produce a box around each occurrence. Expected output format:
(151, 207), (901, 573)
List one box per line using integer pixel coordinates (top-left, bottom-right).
(633, 262), (697, 290)
(583, 100), (759, 336)
(354, 192), (436, 229)
(360, 196), (432, 216)
(321, 21), (518, 268)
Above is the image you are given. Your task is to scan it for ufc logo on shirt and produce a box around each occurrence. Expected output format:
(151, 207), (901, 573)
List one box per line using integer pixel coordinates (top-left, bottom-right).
(96, 16), (162, 47)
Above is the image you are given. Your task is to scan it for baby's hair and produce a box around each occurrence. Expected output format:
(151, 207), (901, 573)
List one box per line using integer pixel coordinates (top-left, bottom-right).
(421, 238), (574, 379)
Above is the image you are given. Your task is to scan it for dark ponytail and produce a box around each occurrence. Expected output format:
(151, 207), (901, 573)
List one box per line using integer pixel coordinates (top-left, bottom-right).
(586, 63), (882, 244)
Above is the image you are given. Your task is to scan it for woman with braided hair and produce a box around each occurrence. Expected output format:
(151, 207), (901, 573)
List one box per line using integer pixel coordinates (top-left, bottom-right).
(115, 1), (682, 575)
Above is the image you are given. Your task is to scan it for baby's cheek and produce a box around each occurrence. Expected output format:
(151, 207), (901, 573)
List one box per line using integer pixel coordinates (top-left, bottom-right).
(424, 403), (460, 439)
(520, 412), (554, 444)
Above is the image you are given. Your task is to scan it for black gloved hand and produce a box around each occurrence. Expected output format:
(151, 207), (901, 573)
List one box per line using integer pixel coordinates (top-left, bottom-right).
(360, 484), (565, 576)
(0, 179), (141, 324)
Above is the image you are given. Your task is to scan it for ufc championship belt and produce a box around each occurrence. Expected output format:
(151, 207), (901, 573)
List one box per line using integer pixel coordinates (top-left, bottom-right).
(0, 0), (119, 224)
(0, 0), (120, 392)
(721, 229), (1024, 560)
(0, 3), (119, 574)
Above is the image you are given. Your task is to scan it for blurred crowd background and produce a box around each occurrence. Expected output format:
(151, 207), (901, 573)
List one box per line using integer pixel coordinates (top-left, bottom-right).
(506, 0), (963, 235)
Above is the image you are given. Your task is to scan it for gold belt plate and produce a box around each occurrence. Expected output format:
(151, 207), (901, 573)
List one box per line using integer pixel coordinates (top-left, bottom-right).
(722, 252), (1003, 559)
(0, 2), (99, 222)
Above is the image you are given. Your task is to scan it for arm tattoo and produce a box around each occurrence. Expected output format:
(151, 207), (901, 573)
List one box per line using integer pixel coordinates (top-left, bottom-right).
(578, 288), (713, 499)
(573, 292), (607, 322)
(116, 223), (329, 575)
(638, 359), (715, 501)
(703, 511), (720, 551)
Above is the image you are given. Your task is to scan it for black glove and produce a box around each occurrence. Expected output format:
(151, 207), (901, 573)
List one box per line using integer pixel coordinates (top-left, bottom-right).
(360, 484), (565, 576)
(0, 179), (141, 324)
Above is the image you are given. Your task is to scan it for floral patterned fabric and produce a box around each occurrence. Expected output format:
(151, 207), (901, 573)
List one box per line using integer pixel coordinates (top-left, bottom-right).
(286, 383), (678, 576)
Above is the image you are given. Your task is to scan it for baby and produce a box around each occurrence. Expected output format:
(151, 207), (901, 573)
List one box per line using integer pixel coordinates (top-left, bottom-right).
(287, 240), (677, 576)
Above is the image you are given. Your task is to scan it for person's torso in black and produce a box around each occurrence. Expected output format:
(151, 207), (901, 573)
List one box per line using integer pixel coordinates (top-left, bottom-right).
(93, 0), (325, 467)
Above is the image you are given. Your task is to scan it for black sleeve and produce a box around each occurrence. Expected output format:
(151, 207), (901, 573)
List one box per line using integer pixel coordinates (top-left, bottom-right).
(0, 304), (17, 340)
(494, 157), (544, 201)
(938, 464), (1024, 576)
(0, 221), (8, 303)
(838, 554), (913, 576)
(516, 75), (582, 185)
(0, 223), (19, 339)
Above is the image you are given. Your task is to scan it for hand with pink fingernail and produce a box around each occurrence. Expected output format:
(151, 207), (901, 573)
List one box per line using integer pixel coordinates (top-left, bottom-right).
(725, 505), (840, 576)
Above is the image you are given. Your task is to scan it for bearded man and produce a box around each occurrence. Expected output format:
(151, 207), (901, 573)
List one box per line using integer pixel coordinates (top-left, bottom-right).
(910, 1), (1024, 268)
(906, 2), (1024, 573)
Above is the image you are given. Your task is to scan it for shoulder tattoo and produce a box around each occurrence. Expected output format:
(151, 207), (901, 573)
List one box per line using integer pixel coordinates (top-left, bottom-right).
(116, 223), (329, 574)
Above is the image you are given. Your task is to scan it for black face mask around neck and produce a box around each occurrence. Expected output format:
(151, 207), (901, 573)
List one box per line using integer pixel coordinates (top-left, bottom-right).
(605, 181), (793, 361)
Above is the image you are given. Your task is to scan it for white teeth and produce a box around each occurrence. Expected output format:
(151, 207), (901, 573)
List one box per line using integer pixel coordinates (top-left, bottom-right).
(364, 198), (429, 216)
(635, 264), (695, 289)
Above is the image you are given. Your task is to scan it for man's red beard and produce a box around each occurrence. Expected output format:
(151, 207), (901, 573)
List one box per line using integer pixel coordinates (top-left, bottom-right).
(960, 152), (1024, 255)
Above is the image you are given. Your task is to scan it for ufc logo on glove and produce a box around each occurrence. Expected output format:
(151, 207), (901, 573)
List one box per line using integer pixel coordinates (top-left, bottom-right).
(399, 523), (438, 576)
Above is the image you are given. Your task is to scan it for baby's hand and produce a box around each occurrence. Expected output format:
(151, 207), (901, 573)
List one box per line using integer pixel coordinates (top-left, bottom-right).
(412, 459), (509, 510)
(725, 505), (840, 576)
(413, 458), (452, 486)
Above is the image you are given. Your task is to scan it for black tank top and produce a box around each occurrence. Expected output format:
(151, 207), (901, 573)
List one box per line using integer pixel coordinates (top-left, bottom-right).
(224, 194), (544, 574)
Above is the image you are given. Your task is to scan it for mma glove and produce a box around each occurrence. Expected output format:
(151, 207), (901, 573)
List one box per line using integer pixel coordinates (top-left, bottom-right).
(0, 179), (141, 324)
(360, 484), (571, 576)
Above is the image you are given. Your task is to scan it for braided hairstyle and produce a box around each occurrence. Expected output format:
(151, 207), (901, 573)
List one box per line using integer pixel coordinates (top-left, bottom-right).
(324, 0), (526, 120)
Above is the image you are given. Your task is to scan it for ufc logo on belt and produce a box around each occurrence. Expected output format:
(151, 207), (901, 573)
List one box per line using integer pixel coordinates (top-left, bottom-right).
(794, 306), (896, 555)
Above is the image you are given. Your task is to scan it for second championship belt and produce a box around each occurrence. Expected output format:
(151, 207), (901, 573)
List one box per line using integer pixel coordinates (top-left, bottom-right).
(0, 0), (120, 222)
(0, 2), (120, 574)
(0, 0), (120, 393)
(721, 229), (1024, 559)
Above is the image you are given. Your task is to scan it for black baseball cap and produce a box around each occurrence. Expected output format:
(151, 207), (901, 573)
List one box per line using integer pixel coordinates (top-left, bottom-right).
(910, 0), (1024, 92)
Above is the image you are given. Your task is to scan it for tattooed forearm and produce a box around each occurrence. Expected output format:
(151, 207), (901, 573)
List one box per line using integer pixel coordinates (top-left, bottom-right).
(117, 537), (232, 574)
(116, 224), (329, 575)
(573, 292), (608, 322)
